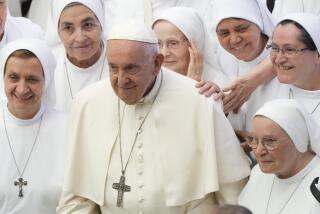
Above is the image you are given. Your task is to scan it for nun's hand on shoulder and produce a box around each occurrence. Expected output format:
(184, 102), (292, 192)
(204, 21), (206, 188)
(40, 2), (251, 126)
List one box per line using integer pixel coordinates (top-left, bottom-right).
(195, 80), (222, 98)
(222, 73), (257, 114)
(187, 40), (203, 81)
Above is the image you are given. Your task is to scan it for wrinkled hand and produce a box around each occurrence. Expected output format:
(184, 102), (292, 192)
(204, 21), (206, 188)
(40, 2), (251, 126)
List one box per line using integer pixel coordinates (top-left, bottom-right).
(235, 129), (252, 155)
(196, 80), (222, 98)
(187, 40), (203, 81)
(222, 74), (256, 114)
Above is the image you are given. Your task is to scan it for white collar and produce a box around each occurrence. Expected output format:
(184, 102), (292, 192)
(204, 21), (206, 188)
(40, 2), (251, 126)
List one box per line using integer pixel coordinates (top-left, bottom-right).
(4, 103), (45, 126)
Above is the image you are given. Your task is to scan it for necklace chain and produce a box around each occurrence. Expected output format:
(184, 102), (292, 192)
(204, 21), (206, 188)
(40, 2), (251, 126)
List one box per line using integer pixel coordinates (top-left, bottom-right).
(3, 109), (43, 178)
(64, 52), (106, 99)
(116, 71), (163, 176)
(265, 175), (306, 214)
(289, 88), (320, 114)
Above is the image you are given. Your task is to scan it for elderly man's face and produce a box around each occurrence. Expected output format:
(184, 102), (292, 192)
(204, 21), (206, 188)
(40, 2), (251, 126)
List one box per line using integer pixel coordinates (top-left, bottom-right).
(252, 116), (303, 179)
(58, 4), (102, 67)
(4, 56), (45, 119)
(0, 0), (7, 40)
(107, 40), (162, 105)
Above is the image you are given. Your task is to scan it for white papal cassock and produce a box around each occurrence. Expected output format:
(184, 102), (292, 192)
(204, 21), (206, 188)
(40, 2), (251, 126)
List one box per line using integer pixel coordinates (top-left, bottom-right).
(57, 68), (250, 213)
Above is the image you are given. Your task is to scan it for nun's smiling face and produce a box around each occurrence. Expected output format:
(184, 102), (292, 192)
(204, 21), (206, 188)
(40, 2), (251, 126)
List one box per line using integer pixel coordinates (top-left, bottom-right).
(0, 0), (7, 41)
(58, 4), (103, 68)
(4, 55), (45, 119)
(216, 18), (268, 62)
(271, 23), (320, 90)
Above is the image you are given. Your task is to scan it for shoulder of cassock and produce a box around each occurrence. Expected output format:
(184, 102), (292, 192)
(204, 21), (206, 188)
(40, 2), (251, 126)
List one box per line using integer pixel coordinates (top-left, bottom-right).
(63, 68), (250, 206)
(5, 15), (45, 41)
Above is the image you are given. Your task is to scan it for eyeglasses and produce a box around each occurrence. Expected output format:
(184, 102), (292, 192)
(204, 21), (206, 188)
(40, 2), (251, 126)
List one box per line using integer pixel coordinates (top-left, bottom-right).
(158, 38), (188, 50)
(246, 135), (282, 151)
(266, 44), (309, 56)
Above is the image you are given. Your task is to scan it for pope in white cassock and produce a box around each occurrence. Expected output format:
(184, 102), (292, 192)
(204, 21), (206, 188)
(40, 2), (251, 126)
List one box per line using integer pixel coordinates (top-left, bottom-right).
(0, 0), (44, 50)
(57, 21), (250, 213)
(0, 38), (66, 213)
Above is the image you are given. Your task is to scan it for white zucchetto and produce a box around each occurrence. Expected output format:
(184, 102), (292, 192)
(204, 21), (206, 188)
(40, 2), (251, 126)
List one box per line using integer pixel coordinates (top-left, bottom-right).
(107, 20), (158, 44)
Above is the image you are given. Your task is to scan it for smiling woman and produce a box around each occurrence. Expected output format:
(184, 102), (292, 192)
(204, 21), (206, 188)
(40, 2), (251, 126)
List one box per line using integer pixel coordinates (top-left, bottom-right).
(51, 0), (109, 112)
(0, 38), (66, 214)
(152, 6), (226, 85)
(270, 13), (320, 124)
(211, 0), (288, 134)
(239, 99), (320, 214)
(4, 51), (44, 120)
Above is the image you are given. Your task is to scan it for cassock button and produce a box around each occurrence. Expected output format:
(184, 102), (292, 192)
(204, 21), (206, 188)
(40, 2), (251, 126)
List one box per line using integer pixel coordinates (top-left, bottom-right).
(139, 184), (144, 189)
(137, 143), (143, 148)
(138, 116), (144, 120)
(139, 197), (144, 203)
(138, 170), (143, 175)
(138, 155), (144, 163)
(139, 211), (144, 214)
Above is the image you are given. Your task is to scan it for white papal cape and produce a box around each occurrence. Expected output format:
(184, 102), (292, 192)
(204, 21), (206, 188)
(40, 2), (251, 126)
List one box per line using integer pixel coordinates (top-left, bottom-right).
(58, 68), (250, 213)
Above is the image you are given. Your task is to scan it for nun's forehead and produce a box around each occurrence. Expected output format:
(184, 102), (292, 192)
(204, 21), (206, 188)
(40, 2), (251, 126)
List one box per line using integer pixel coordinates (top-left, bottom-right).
(4, 50), (44, 75)
(217, 17), (257, 30)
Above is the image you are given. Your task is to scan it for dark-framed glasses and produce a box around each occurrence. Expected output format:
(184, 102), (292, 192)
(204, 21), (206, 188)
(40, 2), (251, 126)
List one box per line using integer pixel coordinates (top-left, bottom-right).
(158, 38), (188, 50)
(266, 44), (309, 56)
(246, 135), (282, 151)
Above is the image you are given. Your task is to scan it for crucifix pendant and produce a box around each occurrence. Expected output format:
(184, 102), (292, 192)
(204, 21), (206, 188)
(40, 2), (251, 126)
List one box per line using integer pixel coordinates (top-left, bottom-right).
(112, 175), (131, 207)
(14, 177), (27, 197)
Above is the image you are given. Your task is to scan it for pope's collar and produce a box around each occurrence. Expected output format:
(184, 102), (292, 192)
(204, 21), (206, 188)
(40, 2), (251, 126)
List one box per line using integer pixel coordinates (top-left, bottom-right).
(137, 70), (163, 105)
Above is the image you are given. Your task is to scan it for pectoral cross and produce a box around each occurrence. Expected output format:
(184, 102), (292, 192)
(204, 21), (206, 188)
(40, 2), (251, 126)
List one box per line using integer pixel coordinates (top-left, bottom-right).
(14, 177), (27, 197)
(112, 175), (131, 207)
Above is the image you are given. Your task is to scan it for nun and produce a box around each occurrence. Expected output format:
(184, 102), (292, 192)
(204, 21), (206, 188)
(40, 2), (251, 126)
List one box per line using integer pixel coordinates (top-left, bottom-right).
(211, 0), (288, 133)
(270, 13), (320, 124)
(0, 38), (67, 213)
(239, 99), (320, 214)
(51, 0), (109, 112)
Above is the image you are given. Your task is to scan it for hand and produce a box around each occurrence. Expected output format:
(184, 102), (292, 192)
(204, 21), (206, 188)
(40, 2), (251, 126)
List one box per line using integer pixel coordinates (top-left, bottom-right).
(187, 40), (203, 81)
(195, 80), (222, 98)
(222, 74), (256, 114)
(222, 57), (276, 114)
(235, 129), (252, 155)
